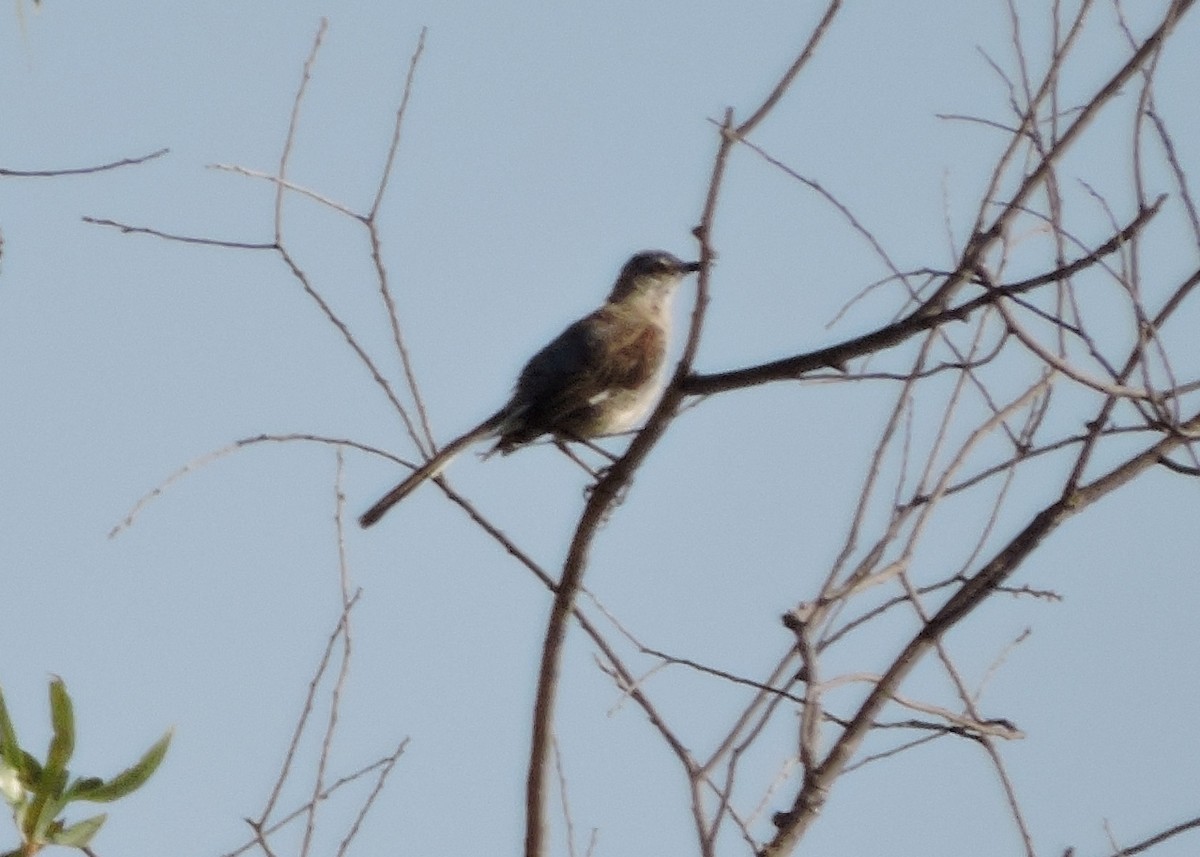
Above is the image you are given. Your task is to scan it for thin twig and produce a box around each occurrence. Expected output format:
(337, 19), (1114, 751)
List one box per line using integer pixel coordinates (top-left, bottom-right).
(219, 745), (408, 857)
(81, 216), (275, 250)
(207, 163), (362, 219)
(108, 433), (407, 538)
(0, 147), (168, 176)
(367, 28), (436, 454)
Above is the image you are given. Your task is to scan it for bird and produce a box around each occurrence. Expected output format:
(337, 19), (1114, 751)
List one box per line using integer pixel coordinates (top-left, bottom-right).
(359, 250), (701, 527)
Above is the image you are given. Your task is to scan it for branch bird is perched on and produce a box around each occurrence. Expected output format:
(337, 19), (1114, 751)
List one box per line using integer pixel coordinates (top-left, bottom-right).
(359, 250), (701, 528)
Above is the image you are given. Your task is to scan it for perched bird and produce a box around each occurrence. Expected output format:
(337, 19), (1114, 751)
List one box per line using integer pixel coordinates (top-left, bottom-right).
(359, 250), (701, 527)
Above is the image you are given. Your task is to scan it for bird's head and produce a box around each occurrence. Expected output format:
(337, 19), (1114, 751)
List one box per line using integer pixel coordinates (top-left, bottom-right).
(608, 250), (702, 303)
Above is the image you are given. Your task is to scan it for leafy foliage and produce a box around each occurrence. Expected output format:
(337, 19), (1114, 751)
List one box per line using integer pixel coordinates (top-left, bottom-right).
(0, 679), (171, 857)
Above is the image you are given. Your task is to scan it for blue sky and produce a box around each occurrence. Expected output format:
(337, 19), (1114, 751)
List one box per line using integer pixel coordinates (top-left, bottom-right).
(2, 2), (1199, 856)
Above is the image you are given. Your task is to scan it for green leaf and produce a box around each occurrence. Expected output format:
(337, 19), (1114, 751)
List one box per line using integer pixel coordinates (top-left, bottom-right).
(0, 686), (21, 770)
(48, 812), (107, 848)
(26, 764), (69, 841)
(23, 678), (75, 843)
(19, 749), (42, 788)
(45, 678), (76, 784)
(62, 776), (104, 801)
(76, 727), (172, 803)
(30, 792), (68, 843)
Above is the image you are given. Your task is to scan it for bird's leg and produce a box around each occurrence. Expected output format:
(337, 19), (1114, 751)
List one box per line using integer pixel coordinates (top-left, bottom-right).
(553, 439), (603, 477)
(575, 436), (621, 465)
(552, 436), (637, 509)
(580, 458), (633, 509)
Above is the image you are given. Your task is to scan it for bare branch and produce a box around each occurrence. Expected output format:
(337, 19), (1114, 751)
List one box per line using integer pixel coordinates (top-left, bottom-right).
(683, 194), (1165, 398)
(1095, 814), (1200, 857)
(0, 147), (168, 177)
(366, 28), (437, 454)
(207, 163), (362, 219)
(81, 215), (276, 250)
(109, 433), (406, 538)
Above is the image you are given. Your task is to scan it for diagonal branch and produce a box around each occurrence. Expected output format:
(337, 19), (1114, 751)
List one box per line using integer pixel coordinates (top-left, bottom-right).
(522, 6), (849, 855)
(761, 404), (1200, 855)
(682, 195), (1165, 397)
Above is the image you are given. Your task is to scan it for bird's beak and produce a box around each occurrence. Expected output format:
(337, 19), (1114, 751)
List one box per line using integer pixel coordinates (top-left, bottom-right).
(681, 260), (703, 273)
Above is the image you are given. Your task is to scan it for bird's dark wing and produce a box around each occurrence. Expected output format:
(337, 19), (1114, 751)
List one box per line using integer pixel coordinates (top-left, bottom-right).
(494, 307), (663, 451)
(514, 315), (605, 410)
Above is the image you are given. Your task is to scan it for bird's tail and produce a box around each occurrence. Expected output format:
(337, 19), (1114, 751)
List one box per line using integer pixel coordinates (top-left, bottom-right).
(358, 412), (504, 528)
